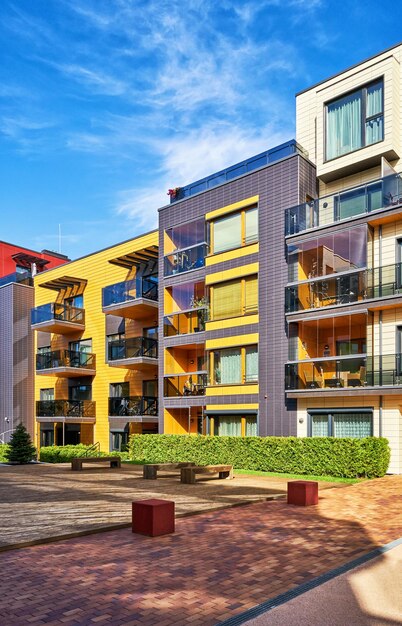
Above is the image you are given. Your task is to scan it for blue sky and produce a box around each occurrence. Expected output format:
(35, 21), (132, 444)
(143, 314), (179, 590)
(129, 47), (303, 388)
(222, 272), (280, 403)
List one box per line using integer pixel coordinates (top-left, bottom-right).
(1, 0), (402, 259)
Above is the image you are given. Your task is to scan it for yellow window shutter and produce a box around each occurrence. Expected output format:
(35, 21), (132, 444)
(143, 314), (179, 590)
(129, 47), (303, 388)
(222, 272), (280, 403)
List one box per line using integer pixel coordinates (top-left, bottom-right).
(245, 276), (258, 314)
(212, 280), (242, 319)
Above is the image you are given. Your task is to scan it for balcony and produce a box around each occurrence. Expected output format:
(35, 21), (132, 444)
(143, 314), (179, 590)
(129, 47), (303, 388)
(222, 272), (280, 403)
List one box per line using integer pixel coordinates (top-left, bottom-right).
(164, 243), (208, 277)
(31, 302), (85, 333)
(102, 277), (158, 319)
(108, 396), (158, 419)
(164, 308), (209, 336)
(0, 270), (32, 288)
(285, 173), (402, 236)
(164, 373), (207, 397)
(107, 337), (158, 369)
(36, 349), (96, 377)
(285, 353), (402, 391)
(36, 400), (95, 419)
(286, 262), (402, 313)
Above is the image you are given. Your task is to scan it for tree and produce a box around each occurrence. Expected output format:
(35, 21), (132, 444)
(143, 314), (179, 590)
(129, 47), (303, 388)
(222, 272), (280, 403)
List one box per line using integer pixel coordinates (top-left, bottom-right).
(5, 423), (36, 464)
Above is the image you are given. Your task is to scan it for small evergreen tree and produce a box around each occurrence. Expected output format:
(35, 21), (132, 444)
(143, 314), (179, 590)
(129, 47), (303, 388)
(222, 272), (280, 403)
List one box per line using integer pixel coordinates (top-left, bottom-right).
(5, 423), (36, 464)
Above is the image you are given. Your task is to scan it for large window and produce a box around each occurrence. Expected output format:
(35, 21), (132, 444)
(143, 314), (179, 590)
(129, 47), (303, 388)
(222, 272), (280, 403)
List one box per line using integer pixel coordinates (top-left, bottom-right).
(212, 206), (258, 254)
(211, 275), (258, 320)
(309, 411), (372, 438)
(211, 345), (258, 385)
(212, 415), (258, 437)
(326, 79), (383, 161)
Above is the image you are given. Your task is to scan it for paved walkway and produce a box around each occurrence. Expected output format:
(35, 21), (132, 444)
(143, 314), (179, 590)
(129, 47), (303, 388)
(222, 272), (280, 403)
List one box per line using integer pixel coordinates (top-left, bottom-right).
(0, 475), (401, 625)
(0, 463), (341, 549)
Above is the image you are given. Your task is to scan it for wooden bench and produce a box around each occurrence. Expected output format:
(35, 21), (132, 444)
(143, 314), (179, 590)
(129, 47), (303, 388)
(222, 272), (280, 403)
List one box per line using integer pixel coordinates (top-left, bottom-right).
(180, 464), (233, 484)
(143, 462), (195, 479)
(71, 456), (121, 471)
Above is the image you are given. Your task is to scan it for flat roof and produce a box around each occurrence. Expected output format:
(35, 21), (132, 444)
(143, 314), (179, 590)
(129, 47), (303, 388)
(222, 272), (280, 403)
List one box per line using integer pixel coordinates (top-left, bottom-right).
(296, 41), (402, 96)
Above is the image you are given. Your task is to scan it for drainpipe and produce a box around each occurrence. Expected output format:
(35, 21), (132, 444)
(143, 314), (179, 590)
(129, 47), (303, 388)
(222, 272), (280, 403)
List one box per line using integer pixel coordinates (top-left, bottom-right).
(379, 396), (383, 438)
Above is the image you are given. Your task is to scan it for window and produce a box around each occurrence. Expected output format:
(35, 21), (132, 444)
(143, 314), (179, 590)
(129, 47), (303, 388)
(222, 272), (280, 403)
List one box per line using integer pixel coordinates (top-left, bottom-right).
(40, 388), (54, 401)
(211, 345), (258, 385)
(110, 382), (129, 398)
(309, 411), (372, 438)
(212, 206), (258, 254)
(326, 79), (383, 161)
(211, 275), (258, 320)
(211, 414), (258, 437)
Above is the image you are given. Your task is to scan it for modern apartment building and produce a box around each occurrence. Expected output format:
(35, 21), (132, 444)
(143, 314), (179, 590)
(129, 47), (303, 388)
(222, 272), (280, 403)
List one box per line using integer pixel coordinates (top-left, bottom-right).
(160, 141), (316, 436)
(0, 241), (68, 442)
(284, 43), (402, 473)
(31, 231), (159, 451)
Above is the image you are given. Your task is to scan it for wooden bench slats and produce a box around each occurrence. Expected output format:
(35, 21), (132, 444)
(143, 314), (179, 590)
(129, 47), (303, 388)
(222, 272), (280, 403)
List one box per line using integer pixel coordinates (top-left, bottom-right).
(180, 464), (233, 484)
(143, 462), (195, 479)
(71, 457), (121, 471)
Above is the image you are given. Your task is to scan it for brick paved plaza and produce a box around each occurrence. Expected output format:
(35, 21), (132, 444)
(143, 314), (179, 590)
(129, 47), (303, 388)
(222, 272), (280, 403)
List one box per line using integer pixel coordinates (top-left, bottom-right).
(0, 467), (401, 625)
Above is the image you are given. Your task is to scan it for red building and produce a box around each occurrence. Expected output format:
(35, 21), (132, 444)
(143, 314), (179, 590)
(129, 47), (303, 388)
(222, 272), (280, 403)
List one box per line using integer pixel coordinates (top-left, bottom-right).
(0, 242), (69, 443)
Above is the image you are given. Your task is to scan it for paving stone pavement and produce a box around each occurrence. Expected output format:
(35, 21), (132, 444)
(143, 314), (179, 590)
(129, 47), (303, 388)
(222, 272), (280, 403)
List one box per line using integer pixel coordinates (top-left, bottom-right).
(0, 475), (401, 626)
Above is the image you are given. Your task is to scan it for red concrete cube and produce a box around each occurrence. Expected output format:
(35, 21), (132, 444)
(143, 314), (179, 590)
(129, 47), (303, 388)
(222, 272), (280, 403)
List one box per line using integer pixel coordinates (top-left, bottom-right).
(132, 499), (175, 536)
(287, 480), (319, 506)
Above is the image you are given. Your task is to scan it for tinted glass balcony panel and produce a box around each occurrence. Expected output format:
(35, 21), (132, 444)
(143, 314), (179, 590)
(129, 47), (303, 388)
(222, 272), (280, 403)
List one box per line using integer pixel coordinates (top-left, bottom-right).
(0, 271), (32, 288)
(108, 396), (158, 417)
(164, 244), (208, 276)
(102, 277), (158, 308)
(107, 337), (158, 361)
(163, 373), (207, 397)
(285, 173), (402, 236)
(36, 399), (95, 417)
(163, 308), (209, 336)
(36, 349), (96, 371)
(31, 302), (85, 325)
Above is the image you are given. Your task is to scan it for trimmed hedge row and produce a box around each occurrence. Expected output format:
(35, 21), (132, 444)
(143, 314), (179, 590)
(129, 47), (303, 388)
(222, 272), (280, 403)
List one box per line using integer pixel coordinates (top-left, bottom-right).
(128, 434), (390, 478)
(0, 444), (10, 463)
(39, 445), (129, 463)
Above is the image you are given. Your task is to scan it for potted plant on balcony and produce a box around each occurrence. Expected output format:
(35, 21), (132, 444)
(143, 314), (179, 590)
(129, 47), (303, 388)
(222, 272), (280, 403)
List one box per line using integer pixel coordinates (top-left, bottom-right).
(167, 187), (181, 200)
(190, 296), (209, 331)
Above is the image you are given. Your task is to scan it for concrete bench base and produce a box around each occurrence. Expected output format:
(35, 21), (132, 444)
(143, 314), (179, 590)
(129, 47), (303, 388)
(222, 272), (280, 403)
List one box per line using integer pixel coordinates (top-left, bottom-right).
(132, 499), (175, 536)
(181, 465), (233, 484)
(71, 457), (121, 471)
(287, 480), (319, 506)
(143, 462), (195, 479)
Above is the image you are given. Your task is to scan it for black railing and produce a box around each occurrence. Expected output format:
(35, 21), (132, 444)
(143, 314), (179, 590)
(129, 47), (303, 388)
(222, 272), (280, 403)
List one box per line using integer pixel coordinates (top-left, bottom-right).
(285, 353), (402, 389)
(285, 173), (402, 236)
(286, 262), (402, 313)
(164, 243), (208, 276)
(108, 396), (158, 416)
(31, 302), (85, 325)
(102, 277), (158, 308)
(36, 349), (96, 371)
(107, 337), (158, 361)
(36, 400), (96, 417)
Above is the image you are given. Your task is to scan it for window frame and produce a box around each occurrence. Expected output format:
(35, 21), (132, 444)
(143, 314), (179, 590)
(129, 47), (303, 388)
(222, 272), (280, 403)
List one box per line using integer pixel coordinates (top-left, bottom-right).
(211, 205), (258, 255)
(210, 344), (258, 385)
(324, 78), (384, 163)
(210, 274), (258, 321)
(307, 408), (373, 437)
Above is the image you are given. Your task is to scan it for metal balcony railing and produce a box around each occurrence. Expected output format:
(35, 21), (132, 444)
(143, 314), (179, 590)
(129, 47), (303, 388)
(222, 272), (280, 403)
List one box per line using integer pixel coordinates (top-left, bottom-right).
(164, 243), (208, 276)
(36, 400), (95, 417)
(107, 337), (158, 361)
(163, 373), (207, 397)
(31, 302), (85, 325)
(102, 277), (158, 308)
(163, 308), (209, 336)
(108, 396), (158, 417)
(36, 349), (96, 371)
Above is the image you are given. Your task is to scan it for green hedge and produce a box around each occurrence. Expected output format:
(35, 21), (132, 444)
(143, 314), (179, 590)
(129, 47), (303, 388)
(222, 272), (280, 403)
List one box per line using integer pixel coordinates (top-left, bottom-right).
(39, 445), (129, 463)
(128, 435), (390, 478)
(0, 444), (10, 463)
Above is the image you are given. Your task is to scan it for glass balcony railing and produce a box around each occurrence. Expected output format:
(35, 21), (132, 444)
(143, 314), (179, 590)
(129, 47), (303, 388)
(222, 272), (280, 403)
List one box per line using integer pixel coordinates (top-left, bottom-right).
(36, 349), (96, 371)
(0, 270), (32, 288)
(164, 243), (208, 277)
(102, 277), (158, 308)
(108, 396), (158, 417)
(164, 308), (209, 336)
(31, 302), (85, 325)
(286, 262), (402, 313)
(163, 373), (207, 397)
(285, 354), (402, 389)
(36, 400), (96, 417)
(107, 337), (158, 361)
(285, 173), (402, 236)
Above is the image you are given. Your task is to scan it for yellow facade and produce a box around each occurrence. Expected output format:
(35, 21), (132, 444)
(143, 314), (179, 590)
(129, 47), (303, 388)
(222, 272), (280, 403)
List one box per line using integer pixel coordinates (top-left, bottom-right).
(33, 230), (158, 452)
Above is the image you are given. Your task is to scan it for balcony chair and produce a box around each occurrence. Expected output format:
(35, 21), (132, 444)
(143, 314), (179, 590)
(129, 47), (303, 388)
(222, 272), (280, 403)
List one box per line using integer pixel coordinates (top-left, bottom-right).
(304, 369), (323, 389)
(347, 366), (366, 387)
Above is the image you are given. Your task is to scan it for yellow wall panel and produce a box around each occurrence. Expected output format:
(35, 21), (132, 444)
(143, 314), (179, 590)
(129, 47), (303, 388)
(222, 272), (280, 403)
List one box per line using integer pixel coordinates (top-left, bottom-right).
(206, 314), (258, 331)
(206, 333), (258, 350)
(206, 263), (259, 285)
(206, 384), (258, 396)
(206, 243), (259, 266)
(206, 195), (259, 221)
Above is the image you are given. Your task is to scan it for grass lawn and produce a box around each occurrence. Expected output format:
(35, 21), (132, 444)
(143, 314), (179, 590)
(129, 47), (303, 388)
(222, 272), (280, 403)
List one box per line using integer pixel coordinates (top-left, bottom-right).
(235, 468), (363, 484)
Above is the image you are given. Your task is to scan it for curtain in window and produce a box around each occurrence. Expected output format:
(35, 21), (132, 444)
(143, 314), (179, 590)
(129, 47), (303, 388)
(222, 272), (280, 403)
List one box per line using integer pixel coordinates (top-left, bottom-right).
(245, 276), (258, 313)
(40, 388), (54, 401)
(311, 415), (329, 436)
(245, 208), (258, 244)
(327, 91), (362, 160)
(333, 413), (372, 438)
(366, 82), (383, 145)
(216, 416), (241, 436)
(245, 417), (257, 436)
(220, 348), (241, 384)
(213, 213), (241, 253)
(212, 280), (242, 319)
(245, 346), (258, 382)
